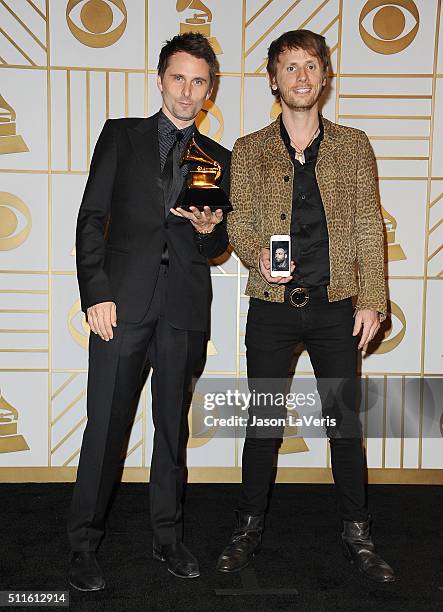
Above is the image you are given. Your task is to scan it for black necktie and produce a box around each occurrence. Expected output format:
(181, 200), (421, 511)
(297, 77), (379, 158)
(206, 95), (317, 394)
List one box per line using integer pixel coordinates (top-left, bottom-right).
(162, 130), (184, 216)
(160, 130), (184, 264)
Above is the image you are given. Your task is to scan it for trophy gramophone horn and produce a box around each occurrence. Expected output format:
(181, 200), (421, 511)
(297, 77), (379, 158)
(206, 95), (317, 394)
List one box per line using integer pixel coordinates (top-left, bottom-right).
(181, 137), (221, 185)
(178, 137), (232, 212)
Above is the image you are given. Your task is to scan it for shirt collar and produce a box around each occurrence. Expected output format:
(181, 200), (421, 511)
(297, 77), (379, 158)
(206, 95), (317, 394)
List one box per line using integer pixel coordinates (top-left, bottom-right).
(280, 112), (324, 152)
(158, 109), (195, 140)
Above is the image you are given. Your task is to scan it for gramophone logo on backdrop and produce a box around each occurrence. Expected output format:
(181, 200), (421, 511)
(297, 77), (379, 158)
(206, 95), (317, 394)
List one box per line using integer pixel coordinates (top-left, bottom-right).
(0, 389), (29, 453)
(382, 206), (406, 261)
(359, 0), (419, 54)
(66, 0), (127, 48)
(0, 192), (32, 251)
(176, 1), (222, 54)
(0, 95), (28, 155)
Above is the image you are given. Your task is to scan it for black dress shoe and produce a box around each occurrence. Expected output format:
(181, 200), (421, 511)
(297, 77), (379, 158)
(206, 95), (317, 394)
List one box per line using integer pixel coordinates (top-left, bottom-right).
(342, 518), (397, 583)
(216, 511), (264, 573)
(68, 551), (105, 591)
(153, 542), (199, 579)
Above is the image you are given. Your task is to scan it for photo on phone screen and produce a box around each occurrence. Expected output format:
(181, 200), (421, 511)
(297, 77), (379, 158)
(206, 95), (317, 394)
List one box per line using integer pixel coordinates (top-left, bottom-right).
(270, 235), (291, 277)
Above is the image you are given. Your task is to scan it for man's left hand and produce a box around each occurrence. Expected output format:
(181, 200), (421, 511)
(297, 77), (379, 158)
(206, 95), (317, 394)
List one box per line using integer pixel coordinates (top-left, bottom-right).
(170, 205), (223, 234)
(353, 309), (380, 349)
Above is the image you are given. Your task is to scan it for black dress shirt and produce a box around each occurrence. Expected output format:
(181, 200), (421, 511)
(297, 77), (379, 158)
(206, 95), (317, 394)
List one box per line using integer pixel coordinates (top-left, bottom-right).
(158, 109), (194, 175)
(280, 114), (330, 288)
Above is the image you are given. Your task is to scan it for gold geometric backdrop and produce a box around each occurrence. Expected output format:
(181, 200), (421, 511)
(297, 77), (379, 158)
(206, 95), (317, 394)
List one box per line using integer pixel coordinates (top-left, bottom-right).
(0, 0), (442, 483)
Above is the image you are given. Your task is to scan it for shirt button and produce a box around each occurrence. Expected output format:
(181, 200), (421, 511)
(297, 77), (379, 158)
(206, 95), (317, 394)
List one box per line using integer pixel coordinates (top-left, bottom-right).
(300, 193), (306, 200)
(280, 213), (286, 220)
(263, 291), (269, 298)
(284, 175), (290, 182)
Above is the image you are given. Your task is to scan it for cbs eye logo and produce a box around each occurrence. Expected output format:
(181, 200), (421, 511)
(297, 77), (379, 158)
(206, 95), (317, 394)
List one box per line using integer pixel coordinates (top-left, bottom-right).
(66, 0), (127, 48)
(0, 192), (32, 251)
(359, 0), (419, 54)
(68, 299), (90, 349)
(364, 300), (407, 355)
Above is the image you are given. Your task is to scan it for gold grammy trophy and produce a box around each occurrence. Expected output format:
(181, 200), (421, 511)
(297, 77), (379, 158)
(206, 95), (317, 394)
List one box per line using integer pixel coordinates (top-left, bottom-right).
(179, 137), (232, 212)
(0, 389), (29, 453)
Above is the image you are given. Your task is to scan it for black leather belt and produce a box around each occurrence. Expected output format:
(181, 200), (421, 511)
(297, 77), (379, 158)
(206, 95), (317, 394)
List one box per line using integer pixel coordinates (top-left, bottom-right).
(284, 285), (328, 307)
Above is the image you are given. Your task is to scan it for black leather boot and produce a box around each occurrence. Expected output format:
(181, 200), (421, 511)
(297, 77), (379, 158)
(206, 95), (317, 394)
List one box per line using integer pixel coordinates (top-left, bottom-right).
(153, 542), (200, 578)
(68, 551), (105, 591)
(342, 518), (396, 583)
(216, 510), (264, 573)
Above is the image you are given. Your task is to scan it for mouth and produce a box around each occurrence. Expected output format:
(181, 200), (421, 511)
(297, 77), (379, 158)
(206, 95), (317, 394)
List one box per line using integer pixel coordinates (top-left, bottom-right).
(293, 88), (311, 94)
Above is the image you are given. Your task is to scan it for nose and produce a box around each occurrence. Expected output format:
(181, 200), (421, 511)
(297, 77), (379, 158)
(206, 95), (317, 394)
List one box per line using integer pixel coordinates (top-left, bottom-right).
(297, 67), (308, 82)
(182, 80), (192, 98)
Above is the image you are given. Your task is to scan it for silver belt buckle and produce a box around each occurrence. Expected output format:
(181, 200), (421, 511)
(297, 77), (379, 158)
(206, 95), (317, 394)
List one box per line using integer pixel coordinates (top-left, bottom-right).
(289, 287), (309, 307)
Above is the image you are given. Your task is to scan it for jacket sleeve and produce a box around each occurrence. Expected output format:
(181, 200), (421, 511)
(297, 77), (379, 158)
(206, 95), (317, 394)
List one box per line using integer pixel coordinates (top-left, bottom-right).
(76, 119), (116, 313)
(354, 131), (387, 322)
(194, 150), (230, 259)
(226, 138), (265, 270)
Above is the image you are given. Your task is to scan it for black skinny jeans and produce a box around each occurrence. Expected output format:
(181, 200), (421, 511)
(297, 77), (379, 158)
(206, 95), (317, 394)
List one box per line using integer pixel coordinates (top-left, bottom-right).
(239, 293), (369, 522)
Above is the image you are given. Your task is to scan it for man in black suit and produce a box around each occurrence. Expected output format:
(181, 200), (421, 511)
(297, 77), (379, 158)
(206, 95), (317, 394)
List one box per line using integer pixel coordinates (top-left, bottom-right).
(67, 33), (230, 590)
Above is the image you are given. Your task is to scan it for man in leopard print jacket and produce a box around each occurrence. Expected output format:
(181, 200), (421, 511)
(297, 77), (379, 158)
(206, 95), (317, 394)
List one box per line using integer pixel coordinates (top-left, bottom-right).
(216, 30), (396, 584)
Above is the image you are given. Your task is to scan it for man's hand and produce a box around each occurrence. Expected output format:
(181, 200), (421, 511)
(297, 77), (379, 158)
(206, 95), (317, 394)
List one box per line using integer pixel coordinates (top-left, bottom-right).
(170, 205), (223, 233)
(352, 309), (380, 349)
(87, 301), (117, 341)
(259, 248), (295, 284)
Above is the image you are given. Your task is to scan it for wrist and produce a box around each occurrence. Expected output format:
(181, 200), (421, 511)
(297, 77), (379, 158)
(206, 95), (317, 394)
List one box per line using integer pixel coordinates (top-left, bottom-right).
(195, 223), (216, 236)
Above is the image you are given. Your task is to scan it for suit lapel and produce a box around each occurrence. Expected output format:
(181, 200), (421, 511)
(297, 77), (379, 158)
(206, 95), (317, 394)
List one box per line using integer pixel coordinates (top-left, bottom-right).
(128, 113), (161, 173)
(127, 112), (164, 213)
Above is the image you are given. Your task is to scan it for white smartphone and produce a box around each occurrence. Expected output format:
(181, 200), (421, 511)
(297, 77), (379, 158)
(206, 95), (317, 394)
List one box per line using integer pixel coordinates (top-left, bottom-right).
(270, 235), (291, 278)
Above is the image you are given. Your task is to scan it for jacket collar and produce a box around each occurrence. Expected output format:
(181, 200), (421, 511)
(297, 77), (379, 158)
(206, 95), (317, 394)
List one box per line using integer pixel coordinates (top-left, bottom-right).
(265, 113), (340, 167)
(129, 111), (202, 176)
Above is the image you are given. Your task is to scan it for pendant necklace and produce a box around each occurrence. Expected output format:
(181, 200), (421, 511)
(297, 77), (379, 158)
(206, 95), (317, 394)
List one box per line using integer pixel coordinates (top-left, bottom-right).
(290, 125), (320, 165)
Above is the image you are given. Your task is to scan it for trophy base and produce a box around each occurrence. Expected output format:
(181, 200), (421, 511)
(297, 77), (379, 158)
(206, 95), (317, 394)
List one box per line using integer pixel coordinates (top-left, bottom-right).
(178, 187), (233, 213)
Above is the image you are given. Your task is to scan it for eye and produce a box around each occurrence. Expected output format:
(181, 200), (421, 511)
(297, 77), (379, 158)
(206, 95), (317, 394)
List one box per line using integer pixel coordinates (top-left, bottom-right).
(359, 0), (419, 54)
(194, 79), (203, 86)
(66, 0), (127, 48)
(287, 65), (295, 72)
(0, 192), (32, 251)
(195, 99), (224, 142)
(187, 391), (218, 448)
(68, 299), (90, 348)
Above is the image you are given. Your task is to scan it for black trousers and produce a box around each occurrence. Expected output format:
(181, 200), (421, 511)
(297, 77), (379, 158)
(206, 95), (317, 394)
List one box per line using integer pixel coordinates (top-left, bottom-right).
(239, 292), (369, 522)
(67, 265), (205, 551)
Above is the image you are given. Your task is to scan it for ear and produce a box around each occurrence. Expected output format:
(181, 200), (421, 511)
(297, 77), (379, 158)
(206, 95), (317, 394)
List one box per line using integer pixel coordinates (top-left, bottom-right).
(268, 74), (278, 91)
(205, 85), (213, 101)
(156, 74), (163, 93)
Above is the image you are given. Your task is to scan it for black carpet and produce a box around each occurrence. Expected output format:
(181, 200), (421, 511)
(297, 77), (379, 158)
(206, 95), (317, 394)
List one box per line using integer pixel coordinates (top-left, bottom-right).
(1, 483), (442, 611)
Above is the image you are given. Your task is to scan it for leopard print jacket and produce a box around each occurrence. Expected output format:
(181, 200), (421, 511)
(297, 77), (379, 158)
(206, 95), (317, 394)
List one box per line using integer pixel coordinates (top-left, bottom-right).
(227, 115), (387, 322)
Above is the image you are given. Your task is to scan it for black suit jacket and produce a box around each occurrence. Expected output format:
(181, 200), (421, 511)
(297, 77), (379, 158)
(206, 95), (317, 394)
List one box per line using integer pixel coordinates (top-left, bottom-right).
(75, 112), (231, 330)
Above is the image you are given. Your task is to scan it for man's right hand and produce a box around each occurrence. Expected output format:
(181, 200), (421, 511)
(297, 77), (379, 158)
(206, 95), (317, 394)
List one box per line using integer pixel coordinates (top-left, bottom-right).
(259, 248), (295, 284)
(87, 301), (117, 341)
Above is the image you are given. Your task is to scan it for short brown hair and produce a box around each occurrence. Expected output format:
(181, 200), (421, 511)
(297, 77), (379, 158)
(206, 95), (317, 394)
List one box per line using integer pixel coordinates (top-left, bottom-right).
(266, 30), (329, 97)
(157, 32), (218, 90)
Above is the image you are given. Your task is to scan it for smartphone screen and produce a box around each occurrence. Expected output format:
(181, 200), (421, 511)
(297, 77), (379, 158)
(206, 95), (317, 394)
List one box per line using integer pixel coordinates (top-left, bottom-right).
(270, 235), (291, 277)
